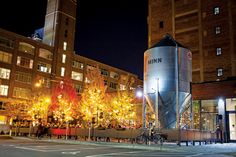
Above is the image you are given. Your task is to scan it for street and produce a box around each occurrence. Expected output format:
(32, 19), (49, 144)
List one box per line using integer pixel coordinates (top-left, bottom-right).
(0, 138), (235, 157)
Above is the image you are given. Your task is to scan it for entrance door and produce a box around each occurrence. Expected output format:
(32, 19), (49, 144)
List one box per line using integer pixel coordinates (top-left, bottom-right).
(226, 112), (236, 141)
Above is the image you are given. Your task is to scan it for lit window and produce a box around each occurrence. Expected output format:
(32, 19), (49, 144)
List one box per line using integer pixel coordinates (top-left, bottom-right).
(109, 82), (117, 89)
(0, 85), (8, 96)
(37, 62), (51, 73)
(74, 84), (82, 94)
(214, 7), (220, 15)
(18, 42), (35, 54)
(0, 50), (12, 63)
(215, 26), (221, 34)
(71, 71), (83, 81)
(119, 84), (126, 90)
(39, 48), (52, 60)
(100, 68), (108, 76)
(216, 47), (222, 55)
(16, 56), (33, 69)
(0, 102), (6, 110)
(15, 71), (31, 84)
(63, 42), (67, 51)
(110, 71), (119, 79)
(62, 54), (66, 63)
(85, 77), (90, 83)
(13, 87), (30, 99)
(217, 68), (223, 77)
(72, 60), (84, 69)
(0, 68), (10, 79)
(61, 67), (65, 77)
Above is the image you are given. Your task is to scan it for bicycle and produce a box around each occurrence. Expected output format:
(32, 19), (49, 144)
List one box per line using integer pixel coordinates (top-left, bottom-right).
(136, 129), (165, 145)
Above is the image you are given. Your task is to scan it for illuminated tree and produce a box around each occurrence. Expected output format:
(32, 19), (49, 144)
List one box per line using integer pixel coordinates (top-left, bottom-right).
(5, 99), (31, 122)
(50, 77), (80, 123)
(80, 67), (107, 126)
(193, 101), (200, 129)
(27, 94), (51, 122)
(109, 89), (137, 127)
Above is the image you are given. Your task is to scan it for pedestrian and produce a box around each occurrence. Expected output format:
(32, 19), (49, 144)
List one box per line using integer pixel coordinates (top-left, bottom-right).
(36, 123), (44, 139)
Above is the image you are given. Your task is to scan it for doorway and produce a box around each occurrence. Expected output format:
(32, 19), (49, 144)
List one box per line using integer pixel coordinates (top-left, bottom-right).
(226, 112), (236, 141)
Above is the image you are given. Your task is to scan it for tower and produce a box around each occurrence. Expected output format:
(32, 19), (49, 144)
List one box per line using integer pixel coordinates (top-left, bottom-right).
(43, 0), (77, 78)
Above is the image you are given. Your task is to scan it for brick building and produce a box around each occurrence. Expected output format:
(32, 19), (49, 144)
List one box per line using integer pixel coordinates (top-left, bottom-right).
(148, 0), (236, 142)
(0, 0), (142, 126)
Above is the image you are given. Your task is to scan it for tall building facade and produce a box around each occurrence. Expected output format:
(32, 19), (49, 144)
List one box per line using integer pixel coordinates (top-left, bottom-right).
(0, 0), (142, 125)
(148, 0), (236, 142)
(148, 0), (236, 83)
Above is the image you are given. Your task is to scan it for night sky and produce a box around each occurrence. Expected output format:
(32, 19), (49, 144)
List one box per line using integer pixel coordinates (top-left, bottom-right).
(0, 0), (148, 79)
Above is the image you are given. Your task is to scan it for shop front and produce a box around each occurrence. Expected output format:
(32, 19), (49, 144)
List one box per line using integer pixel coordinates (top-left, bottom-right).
(192, 79), (236, 142)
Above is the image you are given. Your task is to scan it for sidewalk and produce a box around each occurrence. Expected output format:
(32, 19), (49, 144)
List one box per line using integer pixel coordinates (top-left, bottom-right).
(13, 136), (236, 155)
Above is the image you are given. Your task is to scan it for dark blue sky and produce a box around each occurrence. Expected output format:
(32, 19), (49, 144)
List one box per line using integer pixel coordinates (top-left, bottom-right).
(0, 0), (148, 79)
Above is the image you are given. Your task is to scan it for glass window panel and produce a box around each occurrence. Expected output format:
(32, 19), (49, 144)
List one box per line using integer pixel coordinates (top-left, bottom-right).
(18, 42), (35, 54)
(39, 48), (53, 60)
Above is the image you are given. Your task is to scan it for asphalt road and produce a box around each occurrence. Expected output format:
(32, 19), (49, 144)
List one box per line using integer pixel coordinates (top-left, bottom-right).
(0, 138), (234, 157)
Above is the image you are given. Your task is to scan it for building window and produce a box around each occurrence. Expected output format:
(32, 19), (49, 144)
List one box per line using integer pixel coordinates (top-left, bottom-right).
(74, 84), (82, 94)
(0, 50), (12, 63)
(0, 36), (14, 49)
(18, 42), (35, 54)
(65, 18), (69, 25)
(63, 42), (67, 51)
(61, 67), (65, 77)
(119, 84), (126, 90)
(41, 77), (51, 88)
(64, 30), (68, 38)
(216, 47), (222, 55)
(217, 68), (223, 77)
(86, 64), (96, 71)
(0, 68), (10, 79)
(85, 77), (90, 83)
(0, 102), (5, 110)
(15, 71), (32, 84)
(214, 7), (220, 15)
(109, 82), (117, 89)
(200, 100), (218, 131)
(110, 71), (119, 79)
(159, 21), (164, 28)
(17, 56), (33, 69)
(37, 62), (51, 73)
(104, 80), (108, 86)
(71, 71), (83, 81)
(72, 60), (84, 69)
(39, 48), (53, 60)
(100, 68), (108, 77)
(62, 54), (66, 63)
(215, 26), (221, 34)
(0, 85), (8, 96)
(13, 87), (30, 99)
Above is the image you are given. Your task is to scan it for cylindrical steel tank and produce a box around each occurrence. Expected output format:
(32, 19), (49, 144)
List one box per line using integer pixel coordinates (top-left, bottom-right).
(143, 35), (192, 129)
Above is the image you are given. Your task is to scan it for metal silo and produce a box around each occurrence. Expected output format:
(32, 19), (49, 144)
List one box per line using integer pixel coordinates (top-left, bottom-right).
(143, 34), (192, 129)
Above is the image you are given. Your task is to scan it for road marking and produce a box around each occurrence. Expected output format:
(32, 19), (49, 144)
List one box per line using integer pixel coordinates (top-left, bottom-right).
(86, 151), (150, 157)
(15, 146), (78, 152)
(62, 151), (80, 155)
(185, 153), (204, 157)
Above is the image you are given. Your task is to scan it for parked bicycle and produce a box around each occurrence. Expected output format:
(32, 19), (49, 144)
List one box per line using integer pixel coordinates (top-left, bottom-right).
(136, 129), (166, 145)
